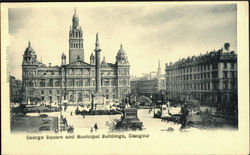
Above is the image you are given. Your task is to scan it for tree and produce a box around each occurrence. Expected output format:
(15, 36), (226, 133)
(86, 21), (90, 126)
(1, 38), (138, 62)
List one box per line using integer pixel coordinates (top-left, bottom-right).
(11, 88), (24, 104)
(138, 96), (152, 106)
(30, 97), (42, 104)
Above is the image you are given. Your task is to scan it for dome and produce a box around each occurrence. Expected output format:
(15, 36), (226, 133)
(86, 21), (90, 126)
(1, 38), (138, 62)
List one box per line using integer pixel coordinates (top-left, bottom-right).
(24, 41), (35, 55)
(116, 44), (127, 60)
(117, 44), (125, 55)
(116, 44), (129, 64)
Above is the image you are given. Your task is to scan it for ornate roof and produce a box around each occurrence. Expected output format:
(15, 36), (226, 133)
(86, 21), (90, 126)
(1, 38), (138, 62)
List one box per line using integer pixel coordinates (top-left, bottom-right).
(116, 44), (129, 64)
(24, 41), (36, 55)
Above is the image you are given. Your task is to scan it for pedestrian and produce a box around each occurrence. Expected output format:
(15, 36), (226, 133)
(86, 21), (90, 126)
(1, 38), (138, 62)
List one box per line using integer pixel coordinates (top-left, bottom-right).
(90, 127), (93, 133)
(94, 123), (98, 131)
(180, 103), (189, 129)
(71, 111), (73, 116)
(82, 114), (85, 119)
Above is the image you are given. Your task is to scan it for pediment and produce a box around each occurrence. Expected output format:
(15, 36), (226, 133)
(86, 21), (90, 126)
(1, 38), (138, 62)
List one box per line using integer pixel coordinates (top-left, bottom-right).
(66, 60), (93, 68)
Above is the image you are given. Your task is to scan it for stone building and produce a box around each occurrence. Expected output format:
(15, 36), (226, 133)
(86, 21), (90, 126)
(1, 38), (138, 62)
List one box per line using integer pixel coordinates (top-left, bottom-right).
(131, 60), (166, 98)
(22, 9), (130, 104)
(165, 43), (237, 106)
(9, 76), (22, 103)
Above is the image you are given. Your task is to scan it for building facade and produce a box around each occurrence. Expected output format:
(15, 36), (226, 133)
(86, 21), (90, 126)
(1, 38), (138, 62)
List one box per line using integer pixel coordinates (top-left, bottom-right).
(22, 10), (130, 104)
(9, 76), (22, 103)
(131, 61), (166, 98)
(165, 43), (237, 106)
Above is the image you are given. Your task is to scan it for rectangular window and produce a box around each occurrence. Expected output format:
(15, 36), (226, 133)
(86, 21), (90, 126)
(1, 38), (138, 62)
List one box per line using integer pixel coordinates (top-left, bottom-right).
(231, 63), (235, 69)
(41, 90), (44, 95)
(223, 62), (227, 69)
(57, 90), (60, 94)
(55, 81), (60, 87)
(212, 71), (218, 78)
(212, 63), (218, 70)
(223, 81), (228, 89)
(104, 80), (109, 86)
(231, 71), (235, 78)
(223, 71), (228, 78)
(41, 97), (44, 101)
(49, 90), (52, 94)
(85, 79), (90, 86)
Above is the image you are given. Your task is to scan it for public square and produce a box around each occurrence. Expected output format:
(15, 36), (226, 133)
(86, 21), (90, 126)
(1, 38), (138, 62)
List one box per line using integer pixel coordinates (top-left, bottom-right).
(27, 106), (201, 133)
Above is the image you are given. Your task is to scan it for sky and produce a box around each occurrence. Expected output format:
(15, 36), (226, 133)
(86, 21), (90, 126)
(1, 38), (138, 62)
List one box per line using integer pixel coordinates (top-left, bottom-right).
(8, 3), (237, 80)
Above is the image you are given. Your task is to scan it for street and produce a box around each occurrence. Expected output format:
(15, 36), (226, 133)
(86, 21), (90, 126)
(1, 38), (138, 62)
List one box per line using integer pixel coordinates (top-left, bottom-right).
(28, 106), (200, 133)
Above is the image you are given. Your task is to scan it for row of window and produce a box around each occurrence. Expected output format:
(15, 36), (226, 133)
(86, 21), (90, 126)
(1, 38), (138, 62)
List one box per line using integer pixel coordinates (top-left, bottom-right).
(167, 62), (236, 76)
(223, 62), (235, 69)
(70, 31), (82, 38)
(166, 72), (216, 82)
(118, 69), (130, 75)
(167, 80), (236, 91)
(223, 71), (236, 78)
(166, 64), (217, 75)
(25, 78), (129, 87)
(168, 82), (212, 91)
(40, 90), (61, 95)
(70, 43), (83, 48)
(24, 69), (128, 76)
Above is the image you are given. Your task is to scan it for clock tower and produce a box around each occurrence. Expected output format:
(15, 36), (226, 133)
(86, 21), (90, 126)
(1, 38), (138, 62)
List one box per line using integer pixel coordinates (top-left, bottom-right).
(69, 8), (84, 63)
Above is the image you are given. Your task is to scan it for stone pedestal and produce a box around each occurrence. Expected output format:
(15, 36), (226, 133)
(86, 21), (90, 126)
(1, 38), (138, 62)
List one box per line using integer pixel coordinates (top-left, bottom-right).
(91, 93), (106, 110)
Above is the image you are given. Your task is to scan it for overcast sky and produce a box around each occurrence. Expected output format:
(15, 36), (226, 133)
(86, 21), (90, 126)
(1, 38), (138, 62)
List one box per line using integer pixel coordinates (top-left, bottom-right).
(8, 3), (237, 80)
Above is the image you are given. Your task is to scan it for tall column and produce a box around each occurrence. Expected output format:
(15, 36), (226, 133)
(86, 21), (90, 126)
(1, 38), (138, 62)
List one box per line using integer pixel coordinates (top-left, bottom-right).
(95, 33), (101, 93)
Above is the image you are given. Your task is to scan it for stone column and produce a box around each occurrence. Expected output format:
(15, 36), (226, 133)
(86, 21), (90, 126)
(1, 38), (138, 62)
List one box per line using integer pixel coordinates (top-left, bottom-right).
(95, 33), (101, 93)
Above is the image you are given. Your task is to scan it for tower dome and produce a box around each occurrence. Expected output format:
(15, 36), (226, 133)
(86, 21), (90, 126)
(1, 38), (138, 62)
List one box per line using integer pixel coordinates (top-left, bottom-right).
(24, 41), (35, 55)
(116, 44), (129, 64)
(72, 8), (79, 29)
(117, 44), (125, 56)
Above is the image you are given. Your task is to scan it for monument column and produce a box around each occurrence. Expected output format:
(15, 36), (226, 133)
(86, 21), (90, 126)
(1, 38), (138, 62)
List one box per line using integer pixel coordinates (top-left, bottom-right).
(95, 33), (101, 93)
